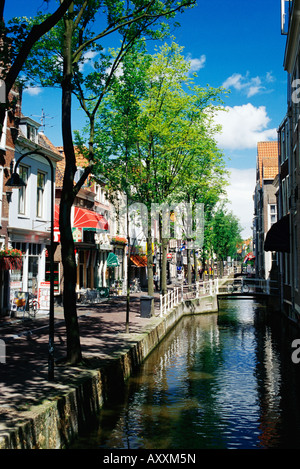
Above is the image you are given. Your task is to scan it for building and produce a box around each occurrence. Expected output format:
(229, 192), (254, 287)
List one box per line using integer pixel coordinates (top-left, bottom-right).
(53, 149), (128, 299)
(253, 141), (279, 279)
(263, 0), (300, 324)
(0, 104), (62, 315)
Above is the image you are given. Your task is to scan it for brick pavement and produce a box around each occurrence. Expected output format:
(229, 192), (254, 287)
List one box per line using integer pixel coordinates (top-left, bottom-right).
(0, 293), (162, 434)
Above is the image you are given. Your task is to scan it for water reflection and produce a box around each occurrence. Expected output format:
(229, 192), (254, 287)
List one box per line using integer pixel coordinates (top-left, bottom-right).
(72, 299), (300, 449)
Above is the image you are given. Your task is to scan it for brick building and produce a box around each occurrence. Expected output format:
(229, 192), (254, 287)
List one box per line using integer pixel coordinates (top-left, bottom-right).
(253, 141), (279, 279)
(263, 0), (300, 324)
(0, 85), (63, 315)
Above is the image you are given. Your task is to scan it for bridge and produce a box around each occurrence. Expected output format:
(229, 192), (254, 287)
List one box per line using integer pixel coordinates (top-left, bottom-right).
(159, 277), (279, 316)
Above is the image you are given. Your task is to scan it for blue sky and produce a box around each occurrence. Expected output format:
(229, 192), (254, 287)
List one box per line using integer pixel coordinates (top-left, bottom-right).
(4, 0), (288, 238)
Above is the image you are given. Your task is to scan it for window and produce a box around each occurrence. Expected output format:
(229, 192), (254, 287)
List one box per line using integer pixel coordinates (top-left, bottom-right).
(269, 204), (277, 228)
(36, 171), (45, 218)
(27, 124), (36, 142)
(18, 165), (28, 215)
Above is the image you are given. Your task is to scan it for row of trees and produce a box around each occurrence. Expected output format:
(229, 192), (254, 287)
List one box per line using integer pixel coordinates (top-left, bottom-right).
(1, 0), (242, 367)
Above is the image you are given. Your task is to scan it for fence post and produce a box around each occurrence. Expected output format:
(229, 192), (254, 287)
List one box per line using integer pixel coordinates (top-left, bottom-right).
(160, 294), (163, 317)
(0, 339), (6, 364)
(209, 279), (213, 296)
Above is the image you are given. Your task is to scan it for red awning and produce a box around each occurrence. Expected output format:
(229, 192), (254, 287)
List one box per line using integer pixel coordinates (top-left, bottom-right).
(130, 255), (147, 267)
(74, 207), (108, 231)
(54, 204), (109, 234)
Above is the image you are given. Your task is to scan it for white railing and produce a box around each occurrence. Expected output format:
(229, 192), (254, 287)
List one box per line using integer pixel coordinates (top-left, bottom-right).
(217, 277), (279, 295)
(159, 279), (219, 317)
(160, 286), (182, 317)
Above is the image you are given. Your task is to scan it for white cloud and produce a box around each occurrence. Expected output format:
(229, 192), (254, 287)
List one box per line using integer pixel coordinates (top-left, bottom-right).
(79, 50), (99, 71)
(226, 167), (256, 239)
(24, 86), (42, 96)
(222, 71), (274, 97)
(186, 54), (206, 72)
(214, 103), (277, 150)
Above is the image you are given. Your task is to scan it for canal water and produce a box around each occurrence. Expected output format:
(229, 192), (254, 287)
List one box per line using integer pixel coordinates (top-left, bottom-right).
(72, 299), (300, 449)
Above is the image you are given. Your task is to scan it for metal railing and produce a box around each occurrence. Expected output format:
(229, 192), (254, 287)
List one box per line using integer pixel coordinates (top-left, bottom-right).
(159, 279), (219, 317)
(217, 277), (279, 296)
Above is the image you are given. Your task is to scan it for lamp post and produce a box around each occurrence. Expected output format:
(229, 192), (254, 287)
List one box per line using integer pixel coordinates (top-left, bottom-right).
(6, 150), (55, 381)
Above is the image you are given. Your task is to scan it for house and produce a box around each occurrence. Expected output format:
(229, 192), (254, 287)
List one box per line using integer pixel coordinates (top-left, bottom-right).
(53, 148), (128, 299)
(253, 141), (279, 279)
(263, 0), (300, 324)
(0, 103), (62, 315)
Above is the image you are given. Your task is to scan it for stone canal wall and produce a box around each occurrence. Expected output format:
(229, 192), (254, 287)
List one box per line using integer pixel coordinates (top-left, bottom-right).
(0, 295), (218, 449)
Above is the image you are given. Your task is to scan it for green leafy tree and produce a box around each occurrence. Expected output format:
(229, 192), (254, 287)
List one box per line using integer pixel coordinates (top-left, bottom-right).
(211, 204), (242, 274)
(90, 41), (226, 300)
(0, 0), (74, 133)
(9, 0), (196, 364)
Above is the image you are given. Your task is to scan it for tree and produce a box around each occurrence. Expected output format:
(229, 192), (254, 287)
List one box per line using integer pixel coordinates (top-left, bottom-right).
(171, 137), (228, 284)
(9, 0), (196, 364)
(0, 0), (74, 132)
(90, 41), (226, 299)
(211, 204), (242, 274)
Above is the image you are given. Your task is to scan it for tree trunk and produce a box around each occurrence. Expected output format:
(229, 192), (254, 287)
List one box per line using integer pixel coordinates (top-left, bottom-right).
(146, 209), (154, 313)
(194, 250), (199, 282)
(161, 237), (168, 296)
(187, 240), (192, 285)
(60, 12), (82, 364)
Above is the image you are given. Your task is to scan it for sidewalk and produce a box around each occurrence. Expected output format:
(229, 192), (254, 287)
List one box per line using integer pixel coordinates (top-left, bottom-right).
(0, 292), (162, 437)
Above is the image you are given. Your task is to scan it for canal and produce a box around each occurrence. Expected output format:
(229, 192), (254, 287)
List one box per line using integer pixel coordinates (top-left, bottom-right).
(72, 298), (300, 449)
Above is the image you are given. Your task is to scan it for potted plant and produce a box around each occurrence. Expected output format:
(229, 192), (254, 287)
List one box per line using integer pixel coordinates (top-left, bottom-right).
(0, 248), (23, 270)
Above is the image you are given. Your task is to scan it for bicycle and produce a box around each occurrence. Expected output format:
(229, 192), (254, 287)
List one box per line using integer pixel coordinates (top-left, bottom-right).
(227, 279), (249, 294)
(130, 279), (141, 293)
(27, 294), (40, 318)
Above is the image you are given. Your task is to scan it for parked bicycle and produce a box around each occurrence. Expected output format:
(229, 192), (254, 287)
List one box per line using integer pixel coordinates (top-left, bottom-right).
(27, 293), (40, 318)
(11, 291), (40, 319)
(227, 279), (249, 294)
(130, 278), (141, 293)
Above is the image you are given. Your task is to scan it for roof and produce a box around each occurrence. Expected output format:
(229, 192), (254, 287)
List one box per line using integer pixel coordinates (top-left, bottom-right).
(257, 141), (279, 187)
(55, 147), (89, 188)
(257, 141), (278, 158)
(38, 133), (62, 156)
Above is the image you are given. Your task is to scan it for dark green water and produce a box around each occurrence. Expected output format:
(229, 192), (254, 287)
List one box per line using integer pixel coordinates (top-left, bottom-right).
(72, 299), (300, 449)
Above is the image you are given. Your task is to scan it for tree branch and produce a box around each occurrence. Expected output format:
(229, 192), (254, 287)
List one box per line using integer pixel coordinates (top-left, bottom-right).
(5, 0), (73, 95)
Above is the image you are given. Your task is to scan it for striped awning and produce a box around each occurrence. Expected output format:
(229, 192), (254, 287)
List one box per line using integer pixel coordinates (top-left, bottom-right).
(54, 204), (109, 242)
(74, 207), (108, 231)
(130, 255), (147, 267)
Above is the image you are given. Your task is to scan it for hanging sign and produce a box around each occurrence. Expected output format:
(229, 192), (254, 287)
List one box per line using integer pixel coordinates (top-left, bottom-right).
(72, 227), (82, 242)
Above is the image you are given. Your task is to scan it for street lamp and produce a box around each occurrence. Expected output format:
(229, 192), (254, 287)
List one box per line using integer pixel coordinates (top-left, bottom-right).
(6, 150), (55, 381)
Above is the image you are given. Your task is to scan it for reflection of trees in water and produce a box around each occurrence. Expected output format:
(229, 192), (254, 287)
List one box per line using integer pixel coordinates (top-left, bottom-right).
(73, 300), (300, 449)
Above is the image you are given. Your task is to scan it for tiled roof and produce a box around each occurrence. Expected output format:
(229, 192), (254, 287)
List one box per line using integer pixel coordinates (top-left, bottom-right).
(55, 146), (90, 188)
(257, 141), (278, 158)
(38, 133), (62, 156)
(257, 141), (279, 187)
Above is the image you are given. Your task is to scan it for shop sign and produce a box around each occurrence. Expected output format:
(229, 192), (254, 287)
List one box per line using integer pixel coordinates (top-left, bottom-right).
(38, 281), (50, 310)
(54, 227), (60, 243)
(72, 227), (82, 242)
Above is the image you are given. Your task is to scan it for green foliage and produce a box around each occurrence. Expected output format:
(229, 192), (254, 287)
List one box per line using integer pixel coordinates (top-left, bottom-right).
(90, 40), (227, 212)
(211, 204), (243, 260)
(6, 0), (196, 95)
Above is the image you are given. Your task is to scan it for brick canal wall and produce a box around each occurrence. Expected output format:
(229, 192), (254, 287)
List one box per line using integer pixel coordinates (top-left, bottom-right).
(0, 295), (218, 449)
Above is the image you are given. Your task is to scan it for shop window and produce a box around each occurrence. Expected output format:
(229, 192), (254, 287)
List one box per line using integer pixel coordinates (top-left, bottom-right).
(45, 261), (60, 294)
(28, 256), (38, 295)
(83, 230), (95, 244)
